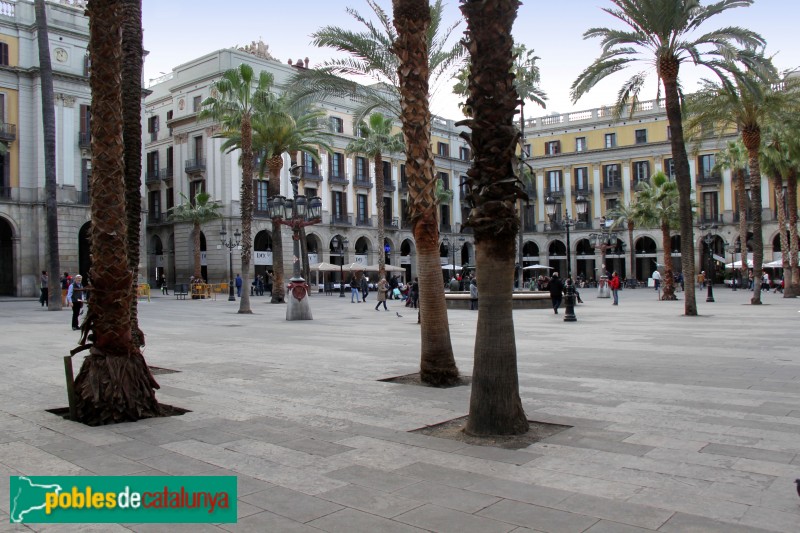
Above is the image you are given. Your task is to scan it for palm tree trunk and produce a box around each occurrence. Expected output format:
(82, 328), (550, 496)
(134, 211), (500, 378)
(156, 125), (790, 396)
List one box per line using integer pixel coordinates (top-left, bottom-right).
(73, 0), (159, 425)
(745, 142), (764, 303)
(266, 156), (285, 303)
(787, 168), (799, 296)
(375, 153), (386, 279)
(661, 223), (675, 300)
(736, 169), (749, 285)
(774, 175), (791, 296)
(121, 0), (144, 344)
(661, 69), (697, 315)
(393, 0), (459, 387)
(34, 0), (61, 311)
(461, 0), (528, 436)
(627, 220), (635, 281)
(192, 222), (202, 279)
(238, 112), (253, 314)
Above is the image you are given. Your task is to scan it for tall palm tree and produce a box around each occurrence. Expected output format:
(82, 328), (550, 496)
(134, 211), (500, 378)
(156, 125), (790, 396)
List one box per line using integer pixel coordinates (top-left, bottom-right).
(761, 127), (794, 297)
(393, 0), (459, 387)
(168, 192), (222, 280)
(685, 70), (800, 303)
(226, 96), (333, 303)
(34, 0), (61, 311)
(460, 0), (528, 436)
(774, 118), (800, 293)
(72, 0), (159, 425)
(346, 113), (404, 278)
(632, 172), (685, 300)
(713, 140), (750, 284)
(121, 0), (144, 346)
(289, 0), (463, 124)
(200, 64), (271, 314)
(607, 202), (638, 281)
(571, 0), (768, 316)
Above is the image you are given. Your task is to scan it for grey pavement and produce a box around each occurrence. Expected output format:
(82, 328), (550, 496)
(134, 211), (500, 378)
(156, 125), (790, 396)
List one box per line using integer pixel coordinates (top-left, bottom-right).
(1, 286), (799, 532)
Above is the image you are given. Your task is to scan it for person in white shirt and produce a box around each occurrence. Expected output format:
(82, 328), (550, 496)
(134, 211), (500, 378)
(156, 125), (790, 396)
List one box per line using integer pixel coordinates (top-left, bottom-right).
(652, 269), (662, 292)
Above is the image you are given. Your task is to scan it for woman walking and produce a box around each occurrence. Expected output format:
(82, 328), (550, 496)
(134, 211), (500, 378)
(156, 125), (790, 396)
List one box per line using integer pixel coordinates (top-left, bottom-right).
(375, 277), (389, 311)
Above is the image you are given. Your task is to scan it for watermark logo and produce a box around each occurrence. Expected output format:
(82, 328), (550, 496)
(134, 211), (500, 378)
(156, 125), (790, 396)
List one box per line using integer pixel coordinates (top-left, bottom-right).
(9, 476), (237, 523)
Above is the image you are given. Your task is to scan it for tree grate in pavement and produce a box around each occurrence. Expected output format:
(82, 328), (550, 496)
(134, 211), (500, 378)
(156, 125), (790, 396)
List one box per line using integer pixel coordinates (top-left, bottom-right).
(412, 415), (571, 450)
(379, 372), (471, 388)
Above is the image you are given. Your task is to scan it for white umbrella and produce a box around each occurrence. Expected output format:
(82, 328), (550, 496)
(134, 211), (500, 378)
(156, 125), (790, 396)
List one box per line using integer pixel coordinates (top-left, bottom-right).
(309, 262), (342, 272)
(341, 262), (368, 272)
(764, 259), (784, 268)
(362, 264), (406, 272)
(522, 264), (553, 270)
(725, 259), (753, 269)
(441, 264), (462, 271)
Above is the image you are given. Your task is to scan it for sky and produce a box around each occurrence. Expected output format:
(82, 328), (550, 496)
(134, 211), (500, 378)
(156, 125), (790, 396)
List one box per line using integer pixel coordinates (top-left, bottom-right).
(142, 0), (799, 121)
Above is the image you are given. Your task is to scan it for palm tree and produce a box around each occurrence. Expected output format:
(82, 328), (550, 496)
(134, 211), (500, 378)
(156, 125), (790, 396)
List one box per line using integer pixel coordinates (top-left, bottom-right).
(571, 0), (768, 316)
(685, 70), (800, 303)
(229, 96), (333, 303)
(168, 192), (223, 280)
(607, 202), (637, 281)
(393, 0), (459, 387)
(34, 0), (61, 311)
(632, 172), (683, 300)
(774, 118), (800, 293)
(460, 0), (528, 436)
(761, 126), (795, 297)
(200, 64), (271, 314)
(346, 113), (404, 278)
(288, 0), (463, 124)
(121, 0), (144, 345)
(72, 0), (159, 425)
(713, 140), (750, 285)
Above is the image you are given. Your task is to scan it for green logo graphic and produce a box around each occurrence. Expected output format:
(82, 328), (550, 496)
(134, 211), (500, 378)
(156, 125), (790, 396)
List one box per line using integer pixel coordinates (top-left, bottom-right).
(9, 476), (237, 523)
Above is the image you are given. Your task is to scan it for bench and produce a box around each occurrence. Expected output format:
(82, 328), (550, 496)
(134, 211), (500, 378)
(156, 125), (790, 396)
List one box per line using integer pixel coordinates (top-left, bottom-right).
(175, 284), (188, 300)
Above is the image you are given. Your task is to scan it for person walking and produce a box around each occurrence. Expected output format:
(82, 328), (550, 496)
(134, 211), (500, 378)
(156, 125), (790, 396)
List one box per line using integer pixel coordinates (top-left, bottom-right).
(235, 274), (242, 297)
(350, 274), (361, 303)
(39, 270), (49, 307)
(361, 276), (369, 302)
(160, 275), (169, 295)
(652, 268), (661, 294)
(67, 275), (86, 330)
(549, 272), (564, 314)
(375, 277), (389, 311)
(60, 271), (72, 305)
(610, 271), (621, 305)
(410, 277), (419, 309)
(469, 278), (478, 310)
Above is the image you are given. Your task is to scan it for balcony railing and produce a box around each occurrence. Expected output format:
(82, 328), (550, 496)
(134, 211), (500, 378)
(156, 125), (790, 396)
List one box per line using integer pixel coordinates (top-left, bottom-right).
(523, 220), (538, 232)
(302, 172), (323, 182)
(603, 179), (623, 193)
(185, 158), (206, 173)
(440, 223), (452, 233)
(545, 221), (564, 232)
(573, 185), (592, 196)
(0, 123), (16, 143)
(330, 214), (352, 226)
(356, 217), (373, 227)
(574, 220), (592, 230)
(160, 167), (174, 180)
(697, 172), (722, 185)
(0, 186), (12, 200)
(699, 213), (723, 224)
(145, 169), (161, 183)
(147, 212), (163, 225)
(354, 177), (373, 189)
(386, 217), (400, 230)
(544, 188), (564, 198)
(78, 132), (91, 149)
(77, 191), (90, 205)
(400, 178), (408, 192)
(329, 174), (349, 185)
(383, 179), (396, 192)
(732, 212), (751, 222)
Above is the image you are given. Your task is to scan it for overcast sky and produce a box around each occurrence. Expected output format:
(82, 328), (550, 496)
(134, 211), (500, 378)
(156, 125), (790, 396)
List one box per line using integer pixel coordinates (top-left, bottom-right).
(142, 0), (799, 120)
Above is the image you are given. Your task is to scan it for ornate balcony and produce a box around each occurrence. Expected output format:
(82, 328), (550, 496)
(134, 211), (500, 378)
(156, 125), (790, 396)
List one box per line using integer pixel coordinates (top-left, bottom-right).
(0, 123), (16, 143)
(330, 214), (352, 226)
(185, 158), (206, 174)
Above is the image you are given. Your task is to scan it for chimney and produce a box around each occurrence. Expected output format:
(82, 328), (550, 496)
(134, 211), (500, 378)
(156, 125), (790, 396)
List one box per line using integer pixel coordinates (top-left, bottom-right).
(304, 57), (309, 69)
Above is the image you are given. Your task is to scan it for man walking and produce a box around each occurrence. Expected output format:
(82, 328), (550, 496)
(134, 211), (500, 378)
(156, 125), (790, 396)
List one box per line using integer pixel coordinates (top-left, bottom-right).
(67, 275), (85, 330)
(549, 272), (564, 314)
(350, 274), (361, 303)
(39, 270), (48, 307)
(235, 274), (242, 297)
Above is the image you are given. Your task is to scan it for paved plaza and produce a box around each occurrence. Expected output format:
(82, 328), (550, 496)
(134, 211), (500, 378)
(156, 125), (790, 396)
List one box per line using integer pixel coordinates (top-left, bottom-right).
(1, 286), (799, 532)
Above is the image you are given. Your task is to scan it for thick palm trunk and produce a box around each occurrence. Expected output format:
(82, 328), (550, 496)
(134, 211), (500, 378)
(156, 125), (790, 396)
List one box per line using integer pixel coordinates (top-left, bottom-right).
(266, 156), (285, 303)
(661, 223), (676, 300)
(192, 222), (202, 279)
(461, 0), (528, 436)
(774, 175), (791, 296)
(73, 0), (159, 425)
(661, 70), (697, 315)
(745, 142), (764, 303)
(374, 153), (386, 278)
(121, 0), (144, 344)
(34, 0), (61, 311)
(628, 221), (635, 281)
(393, 0), (458, 386)
(736, 170), (749, 285)
(787, 169), (799, 296)
(238, 113), (253, 314)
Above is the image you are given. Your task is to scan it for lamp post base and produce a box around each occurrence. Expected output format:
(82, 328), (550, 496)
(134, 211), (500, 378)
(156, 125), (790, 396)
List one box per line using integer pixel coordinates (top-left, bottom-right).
(286, 277), (313, 321)
(564, 280), (577, 322)
(706, 284), (715, 302)
(228, 284), (236, 302)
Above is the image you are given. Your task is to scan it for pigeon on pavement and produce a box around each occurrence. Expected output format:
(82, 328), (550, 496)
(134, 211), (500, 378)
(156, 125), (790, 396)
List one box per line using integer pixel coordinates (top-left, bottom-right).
(396, 312), (403, 318)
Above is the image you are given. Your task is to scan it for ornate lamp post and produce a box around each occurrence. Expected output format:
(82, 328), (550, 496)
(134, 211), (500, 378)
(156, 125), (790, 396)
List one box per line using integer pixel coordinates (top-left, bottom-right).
(699, 223), (718, 302)
(442, 235), (465, 280)
(589, 217), (619, 298)
(728, 240), (741, 291)
(265, 165), (323, 320)
(220, 227), (241, 301)
(331, 235), (349, 298)
(545, 194), (588, 322)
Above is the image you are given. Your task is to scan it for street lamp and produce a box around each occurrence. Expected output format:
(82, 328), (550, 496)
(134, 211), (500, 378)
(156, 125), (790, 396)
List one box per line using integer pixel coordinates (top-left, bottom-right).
(699, 223), (718, 303)
(331, 235), (349, 298)
(265, 164), (323, 320)
(588, 217), (619, 298)
(442, 235), (465, 281)
(727, 240), (741, 291)
(545, 194), (588, 322)
(219, 227), (241, 302)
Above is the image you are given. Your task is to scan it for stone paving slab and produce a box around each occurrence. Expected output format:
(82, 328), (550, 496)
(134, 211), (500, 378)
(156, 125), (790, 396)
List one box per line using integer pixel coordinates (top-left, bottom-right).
(1, 289), (799, 531)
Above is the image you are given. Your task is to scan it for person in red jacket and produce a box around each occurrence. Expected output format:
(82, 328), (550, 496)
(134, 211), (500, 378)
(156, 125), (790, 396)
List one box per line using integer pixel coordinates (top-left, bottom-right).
(609, 271), (621, 305)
